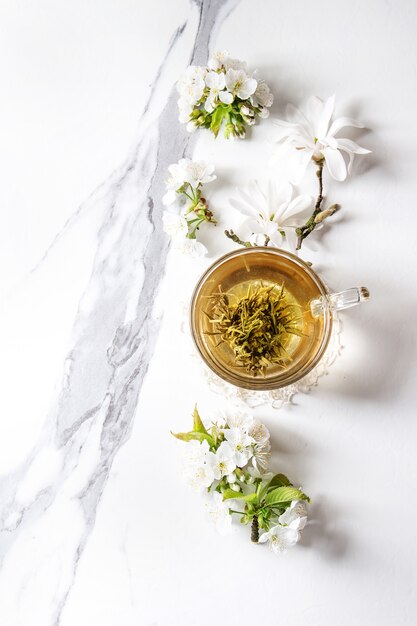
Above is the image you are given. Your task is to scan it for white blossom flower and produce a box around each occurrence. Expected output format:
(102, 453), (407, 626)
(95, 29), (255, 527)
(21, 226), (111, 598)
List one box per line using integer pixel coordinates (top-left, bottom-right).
(177, 65), (207, 104)
(229, 180), (313, 251)
(185, 461), (215, 492)
(205, 491), (232, 534)
(207, 50), (229, 70)
(225, 68), (257, 100)
(183, 440), (215, 492)
(279, 500), (308, 531)
(178, 97), (194, 124)
(208, 441), (237, 480)
(258, 524), (300, 554)
(249, 421), (271, 473)
(162, 159), (189, 206)
(274, 94), (371, 182)
(173, 237), (208, 258)
(224, 427), (254, 467)
(184, 439), (210, 469)
(180, 159), (216, 187)
(163, 158), (215, 204)
(251, 81), (274, 108)
(162, 211), (188, 238)
(204, 71), (233, 111)
(224, 410), (254, 433)
(249, 421), (270, 445)
(224, 57), (247, 72)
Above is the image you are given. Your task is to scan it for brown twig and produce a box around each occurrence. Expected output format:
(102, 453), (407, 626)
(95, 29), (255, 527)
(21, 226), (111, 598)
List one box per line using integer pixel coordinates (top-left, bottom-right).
(224, 229), (254, 248)
(296, 159), (325, 250)
(251, 515), (259, 543)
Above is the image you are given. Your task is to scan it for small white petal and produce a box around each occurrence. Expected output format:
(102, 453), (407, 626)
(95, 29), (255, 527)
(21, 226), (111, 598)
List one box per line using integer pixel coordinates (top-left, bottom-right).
(335, 137), (371, 154)
(321, 147), (347, 181)
(219, 90), (234, 104)
(316, 94), (336, 138)
(280, 194), (313, 226)
(328, 116), (365, 136)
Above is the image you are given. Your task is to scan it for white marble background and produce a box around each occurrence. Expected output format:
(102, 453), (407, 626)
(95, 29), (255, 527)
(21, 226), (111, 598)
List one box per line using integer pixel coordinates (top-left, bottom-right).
(1, 1), (417, 625)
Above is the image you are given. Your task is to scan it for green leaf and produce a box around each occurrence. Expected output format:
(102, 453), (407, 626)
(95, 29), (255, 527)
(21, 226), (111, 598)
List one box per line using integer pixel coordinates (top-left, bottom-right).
(210, 106), (226, 138)
(264, 486), (309, 507)
(267, 473), (292, 489)
(222, 489), (258, 503)
(192, 405), (208, 435)
(171, 431), (213, 446)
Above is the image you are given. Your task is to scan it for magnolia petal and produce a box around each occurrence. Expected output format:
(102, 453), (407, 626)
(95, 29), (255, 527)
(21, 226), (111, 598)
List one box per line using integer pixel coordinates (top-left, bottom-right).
(316, 94), (336, 138)
(335, 137), (371, 154)
(328, 116), (364, 137)
(321, 146), (347, 181)
(229, 197), (258, 218)
(282, 227), (298, 253)
(268, 231), (284, 249)
(258, 532), (270, 544)
(306, 96), (324, 130)
(244, 218), (266, 234)
(280, 194), (313, 225)
(286, 102), (309, 127)
(269, 180), (292, 211)
(287, 148), (314, 185)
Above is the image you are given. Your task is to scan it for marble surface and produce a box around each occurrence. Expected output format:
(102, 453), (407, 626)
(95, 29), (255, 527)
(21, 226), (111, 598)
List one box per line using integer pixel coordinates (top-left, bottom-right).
(1, 1), (417, 625)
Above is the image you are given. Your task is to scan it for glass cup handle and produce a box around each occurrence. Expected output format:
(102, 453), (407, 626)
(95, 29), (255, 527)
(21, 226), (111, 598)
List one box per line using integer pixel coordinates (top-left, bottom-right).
(311, 287), (370, 318)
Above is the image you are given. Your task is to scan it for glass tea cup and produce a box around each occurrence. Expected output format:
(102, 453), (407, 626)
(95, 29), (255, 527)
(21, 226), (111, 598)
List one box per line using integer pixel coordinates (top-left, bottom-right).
(190, 247), (369, 390)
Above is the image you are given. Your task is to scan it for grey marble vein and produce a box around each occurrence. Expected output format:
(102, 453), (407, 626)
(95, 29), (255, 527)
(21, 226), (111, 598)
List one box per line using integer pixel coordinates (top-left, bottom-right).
(0, 0), (240, 623)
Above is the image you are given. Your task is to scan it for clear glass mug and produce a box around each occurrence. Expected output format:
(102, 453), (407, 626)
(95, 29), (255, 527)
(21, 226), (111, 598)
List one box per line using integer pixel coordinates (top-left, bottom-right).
(190, 247), (369, 390)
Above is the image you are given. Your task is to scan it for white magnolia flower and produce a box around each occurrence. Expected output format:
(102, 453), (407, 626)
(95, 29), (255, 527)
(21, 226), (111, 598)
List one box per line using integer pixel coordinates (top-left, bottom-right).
(224, 427), (254, 467)
(229, 180), (313, 251)
(207, 50), (230, 70)
(279, 500), (308, 531)
(205, 491), (232, 535)
(251, 80), (273, 108)
(225, 68), (257, 100)
(274, 94), (371, 182)
(258, 524), (300, 554)
(162, 211), (188, 238)
(208, 441), (237, 480)
(173, 237), (208, 258)
(177, 65), (207, 104)
(224, 410), (254, 433)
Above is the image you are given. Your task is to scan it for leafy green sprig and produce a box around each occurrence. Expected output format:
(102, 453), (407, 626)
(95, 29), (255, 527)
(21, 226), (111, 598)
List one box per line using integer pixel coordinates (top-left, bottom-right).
(173, 406), (309, 544)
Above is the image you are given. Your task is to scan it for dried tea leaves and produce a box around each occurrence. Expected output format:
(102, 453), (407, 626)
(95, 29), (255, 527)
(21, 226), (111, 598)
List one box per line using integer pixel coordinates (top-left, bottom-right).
(205, 282), (304, 376)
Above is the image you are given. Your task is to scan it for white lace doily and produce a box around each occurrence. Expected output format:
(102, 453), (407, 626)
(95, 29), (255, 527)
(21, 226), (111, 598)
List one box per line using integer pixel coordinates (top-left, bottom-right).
(181, 306), (342, 409)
